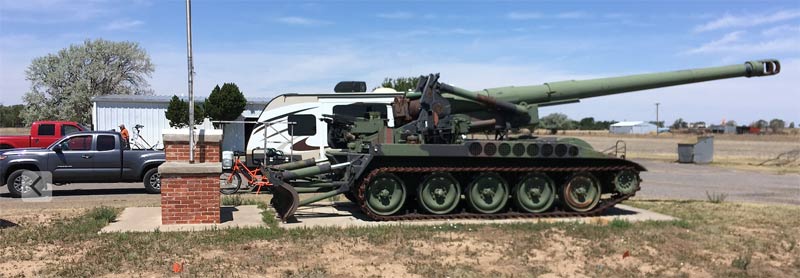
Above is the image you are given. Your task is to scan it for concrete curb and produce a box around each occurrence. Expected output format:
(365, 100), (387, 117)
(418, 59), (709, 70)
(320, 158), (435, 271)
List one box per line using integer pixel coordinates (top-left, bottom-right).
(101, 205), (265, 233)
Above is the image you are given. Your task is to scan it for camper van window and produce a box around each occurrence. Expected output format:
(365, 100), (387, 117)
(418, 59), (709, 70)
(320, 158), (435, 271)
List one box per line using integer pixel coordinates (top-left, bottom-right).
(333, 103), (387, 119)
(287, 114), (316, 136)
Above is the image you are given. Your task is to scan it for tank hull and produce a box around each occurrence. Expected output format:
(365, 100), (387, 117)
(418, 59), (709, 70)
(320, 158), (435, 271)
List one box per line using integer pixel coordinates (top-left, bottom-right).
(341, 139), (644, 220)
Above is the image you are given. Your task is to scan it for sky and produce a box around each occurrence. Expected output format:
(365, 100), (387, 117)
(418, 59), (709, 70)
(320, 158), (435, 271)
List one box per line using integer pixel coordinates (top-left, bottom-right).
(0, 0), (798, 125)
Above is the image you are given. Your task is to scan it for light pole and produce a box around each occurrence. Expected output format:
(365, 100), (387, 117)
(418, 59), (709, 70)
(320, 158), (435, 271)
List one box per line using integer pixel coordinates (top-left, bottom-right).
(655, 102), (660, 135)
(185, 0), (195, 163)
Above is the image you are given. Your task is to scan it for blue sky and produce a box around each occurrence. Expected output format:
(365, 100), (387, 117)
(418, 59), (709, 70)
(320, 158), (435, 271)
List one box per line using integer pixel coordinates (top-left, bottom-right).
(1, 0), (798, 124)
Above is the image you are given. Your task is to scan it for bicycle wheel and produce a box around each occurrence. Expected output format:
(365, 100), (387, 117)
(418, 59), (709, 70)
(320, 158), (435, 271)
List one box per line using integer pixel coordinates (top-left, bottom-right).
(220, 172), (243, 194)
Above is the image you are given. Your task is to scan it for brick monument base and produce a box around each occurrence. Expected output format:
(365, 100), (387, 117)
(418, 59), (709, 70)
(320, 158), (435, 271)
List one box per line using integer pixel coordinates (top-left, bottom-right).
(159, 129), (223, 225)
(159, 162), (221, 224)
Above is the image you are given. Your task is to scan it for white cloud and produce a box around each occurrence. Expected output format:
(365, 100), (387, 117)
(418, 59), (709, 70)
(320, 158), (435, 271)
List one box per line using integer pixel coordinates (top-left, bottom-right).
(0, 0), (114, 23)
(761, 24), (800, 36)
(508, 11), (591, 20)
(603, 13), (631, 19)
(686, 31), (744, 54)
(102, 19), (144, 31)
(377, 12), (413, 19)
(507, 12), (543, 20)
(685, 31), (800, 54)
(556, 11), (589, 19)
(694, 9), (800, 32)
(274, 16), (330, 26)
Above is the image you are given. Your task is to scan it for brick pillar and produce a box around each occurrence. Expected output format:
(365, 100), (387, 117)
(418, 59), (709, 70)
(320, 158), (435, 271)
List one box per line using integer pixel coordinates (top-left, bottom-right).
(159, 129), (223, 225)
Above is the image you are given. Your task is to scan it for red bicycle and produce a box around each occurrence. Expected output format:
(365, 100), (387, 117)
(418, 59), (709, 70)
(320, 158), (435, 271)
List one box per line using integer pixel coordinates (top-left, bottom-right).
(220, 152), (273, 194)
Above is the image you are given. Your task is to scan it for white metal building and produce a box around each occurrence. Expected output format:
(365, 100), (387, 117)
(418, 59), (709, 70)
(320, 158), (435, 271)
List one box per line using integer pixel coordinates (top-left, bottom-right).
(609, 121), (657, 134)
(92, 95), (270, 151)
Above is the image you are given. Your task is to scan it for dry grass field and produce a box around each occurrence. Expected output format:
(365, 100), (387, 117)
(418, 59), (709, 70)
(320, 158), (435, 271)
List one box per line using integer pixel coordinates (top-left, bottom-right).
(1, 201), (798, 277)
(538, 131), (799, 174)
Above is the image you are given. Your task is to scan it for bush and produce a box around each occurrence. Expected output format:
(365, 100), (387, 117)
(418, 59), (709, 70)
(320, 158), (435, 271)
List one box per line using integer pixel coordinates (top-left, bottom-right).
(705, 191), (728, 204)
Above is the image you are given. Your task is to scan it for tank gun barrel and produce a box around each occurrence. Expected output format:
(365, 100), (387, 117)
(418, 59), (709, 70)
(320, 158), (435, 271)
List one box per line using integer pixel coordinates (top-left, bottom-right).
(469, 59), (780, 107)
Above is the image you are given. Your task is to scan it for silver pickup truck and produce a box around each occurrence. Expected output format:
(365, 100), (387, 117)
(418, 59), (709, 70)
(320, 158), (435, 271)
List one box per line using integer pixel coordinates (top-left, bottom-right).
(0, 131), (165, 198)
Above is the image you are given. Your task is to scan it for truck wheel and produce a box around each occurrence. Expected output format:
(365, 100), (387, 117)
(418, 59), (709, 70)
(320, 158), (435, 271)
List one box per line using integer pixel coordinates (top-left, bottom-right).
(7, 169), (45, 198)
(143, 168), (161, 194)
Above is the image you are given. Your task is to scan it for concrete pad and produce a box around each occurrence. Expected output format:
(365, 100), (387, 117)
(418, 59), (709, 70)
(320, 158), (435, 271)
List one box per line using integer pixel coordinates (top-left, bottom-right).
(101, 205), (265, 233)
(279, 202), (676, 229)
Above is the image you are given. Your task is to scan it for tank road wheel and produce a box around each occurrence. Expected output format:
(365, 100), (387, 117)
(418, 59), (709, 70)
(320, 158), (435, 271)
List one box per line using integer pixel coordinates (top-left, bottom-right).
(365, 173), (407, 216)
(613, 170), (640, 195)
(466, 172), (509, 214)
(560, 172), (601, 212)
(417, 172), (461, 215)
(512, 173), (556, 213)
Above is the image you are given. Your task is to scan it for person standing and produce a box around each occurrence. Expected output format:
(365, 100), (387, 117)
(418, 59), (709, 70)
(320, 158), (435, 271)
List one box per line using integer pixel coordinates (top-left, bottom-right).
(119, 124), (130, 149)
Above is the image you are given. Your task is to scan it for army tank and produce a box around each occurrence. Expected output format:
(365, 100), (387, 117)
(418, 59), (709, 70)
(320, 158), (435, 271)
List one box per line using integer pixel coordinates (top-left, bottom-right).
(265, 59), (781, 221)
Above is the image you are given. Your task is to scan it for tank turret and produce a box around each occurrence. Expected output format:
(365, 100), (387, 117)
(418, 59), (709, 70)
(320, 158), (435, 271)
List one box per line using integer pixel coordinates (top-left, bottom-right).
(390, 60), (780, 142)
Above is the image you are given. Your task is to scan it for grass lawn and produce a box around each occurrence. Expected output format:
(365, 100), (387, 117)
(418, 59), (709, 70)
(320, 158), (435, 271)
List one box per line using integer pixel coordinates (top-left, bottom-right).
(1, 200), (798, 277)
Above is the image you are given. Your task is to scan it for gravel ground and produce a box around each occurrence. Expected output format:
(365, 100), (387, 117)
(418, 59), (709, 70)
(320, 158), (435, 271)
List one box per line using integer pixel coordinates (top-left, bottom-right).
(0, 159), (797, 214)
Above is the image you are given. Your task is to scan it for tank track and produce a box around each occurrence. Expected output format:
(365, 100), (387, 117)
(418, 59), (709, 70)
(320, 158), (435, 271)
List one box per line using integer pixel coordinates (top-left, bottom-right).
(356, 165), (640, 221)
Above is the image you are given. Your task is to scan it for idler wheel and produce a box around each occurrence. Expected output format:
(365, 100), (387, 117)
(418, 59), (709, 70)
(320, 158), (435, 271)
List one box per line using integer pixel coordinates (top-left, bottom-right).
(365, 173), (406, 216)
(512, 173), (556, 213)
(613, 170), (640, 195)
(560, 172), (601, 212)
(466, 172), (509, 214)
(417, 172), (461, 214)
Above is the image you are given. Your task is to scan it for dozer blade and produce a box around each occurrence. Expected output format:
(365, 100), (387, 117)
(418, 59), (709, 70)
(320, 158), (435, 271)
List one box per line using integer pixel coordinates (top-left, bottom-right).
(269, 173), (299, 222)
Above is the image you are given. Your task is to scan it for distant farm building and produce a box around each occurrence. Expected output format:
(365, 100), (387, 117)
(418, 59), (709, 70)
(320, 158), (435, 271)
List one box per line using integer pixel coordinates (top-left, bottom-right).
(609, 121), (657, 134)
(92, 95), (269, 152)
(709, 124), (736, 134)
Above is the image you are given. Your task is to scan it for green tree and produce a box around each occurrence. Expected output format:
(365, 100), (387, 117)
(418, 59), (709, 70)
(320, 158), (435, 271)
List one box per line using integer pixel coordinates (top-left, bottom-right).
(165, 95), (204, 128)
(0, 104), (25, 127)
(790, 122), (795, 129)
(379, 76), (421, 92)
(539, 113), (573, 133)
(21, 39), (154, 125)
(578, 117), (596, 130)
(769, 118), (786, 133)
(596, 120), (617, 130)
(753, 119), (768, 129)
(671, 118), (687, 129)
(725, 120), (737, 126)
(204, 83), (247, 122)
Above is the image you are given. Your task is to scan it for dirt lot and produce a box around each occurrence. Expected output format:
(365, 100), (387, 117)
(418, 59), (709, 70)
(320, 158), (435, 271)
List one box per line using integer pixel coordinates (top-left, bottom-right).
(0, 201), (798, 277)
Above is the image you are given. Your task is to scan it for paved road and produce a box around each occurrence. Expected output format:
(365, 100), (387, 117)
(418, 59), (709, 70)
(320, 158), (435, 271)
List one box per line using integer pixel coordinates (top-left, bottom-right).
(0, 182), (159, 212)
(0, 160), (798, 212)
(636, 160), (800, 205)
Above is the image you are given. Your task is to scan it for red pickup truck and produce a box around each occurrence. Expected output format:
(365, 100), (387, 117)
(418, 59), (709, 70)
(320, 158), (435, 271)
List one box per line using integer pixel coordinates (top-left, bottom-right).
(0, 121), (88, 149)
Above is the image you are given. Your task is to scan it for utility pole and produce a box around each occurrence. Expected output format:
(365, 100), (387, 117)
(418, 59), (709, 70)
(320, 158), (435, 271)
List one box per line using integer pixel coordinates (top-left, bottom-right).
(655, 102), (660, 136)
(186, 0), (195, 163)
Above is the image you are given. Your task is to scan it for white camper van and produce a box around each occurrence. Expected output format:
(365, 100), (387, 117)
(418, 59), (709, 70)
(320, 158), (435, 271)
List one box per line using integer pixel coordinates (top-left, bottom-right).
(245, 90), (401, 166)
